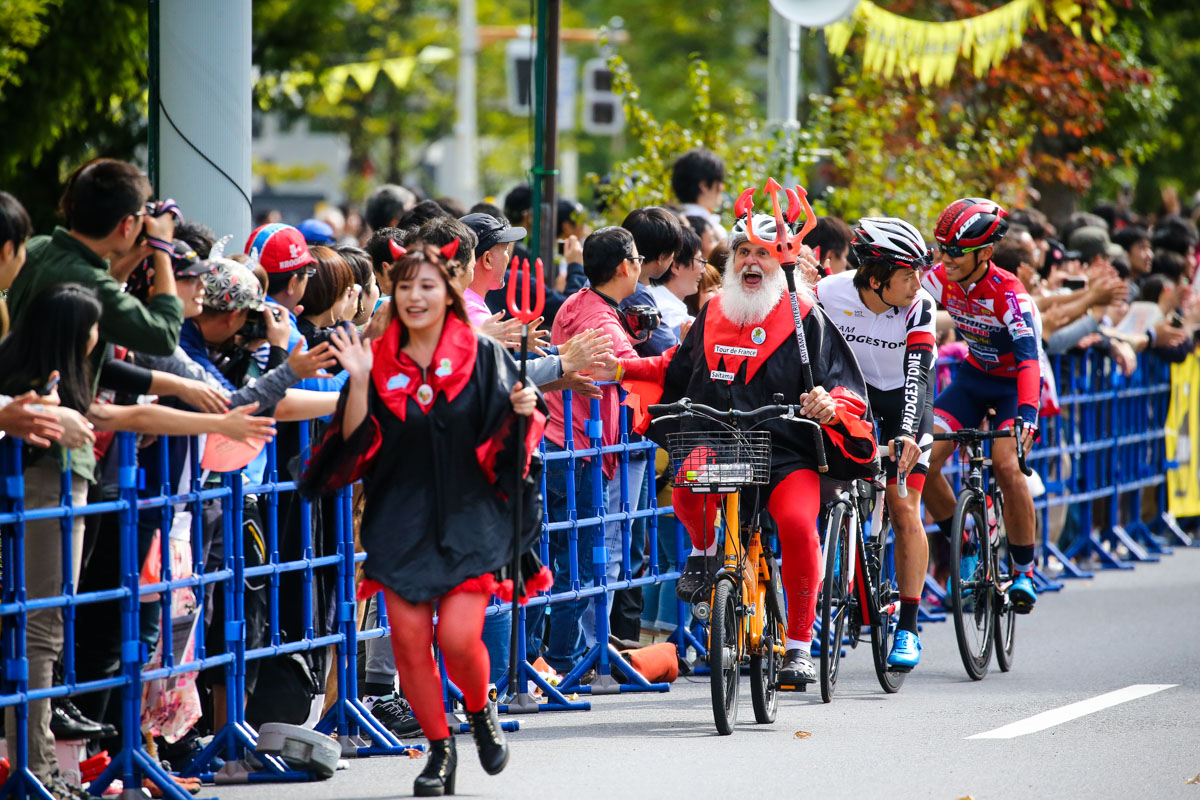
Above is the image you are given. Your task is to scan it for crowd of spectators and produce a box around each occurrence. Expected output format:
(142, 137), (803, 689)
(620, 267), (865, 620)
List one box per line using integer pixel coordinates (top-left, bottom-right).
(3, 147), (1199, 798)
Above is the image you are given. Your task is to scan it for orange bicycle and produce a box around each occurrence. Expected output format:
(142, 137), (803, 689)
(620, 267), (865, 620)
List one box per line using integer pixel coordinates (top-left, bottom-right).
(651, 396), (819, 735)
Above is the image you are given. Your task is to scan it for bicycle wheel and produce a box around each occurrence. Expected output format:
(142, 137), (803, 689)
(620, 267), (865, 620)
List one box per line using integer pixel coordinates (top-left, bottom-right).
(867, 529), (906, 694)
(819, 503), (851, 703)
(750, 591), (784, 724)
(992, 505), (1016, 672)
(709, 578), (740, 734)
(949, 491), (994, 680)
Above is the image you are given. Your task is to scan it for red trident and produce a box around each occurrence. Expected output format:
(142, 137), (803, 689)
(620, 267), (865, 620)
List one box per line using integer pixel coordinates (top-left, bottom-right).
(733, 177), (818, 268)
(503, 255), (544, 699)
(734, 177), (829, 471)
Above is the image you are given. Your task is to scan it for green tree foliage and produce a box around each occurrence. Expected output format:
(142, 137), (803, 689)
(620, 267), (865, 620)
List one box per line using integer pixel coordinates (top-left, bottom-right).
(0, 0), (148, 231)
(0, 0), (60, 98)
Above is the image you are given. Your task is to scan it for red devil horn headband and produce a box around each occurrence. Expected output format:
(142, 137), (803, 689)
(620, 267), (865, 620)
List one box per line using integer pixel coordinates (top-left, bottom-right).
(388, 240), (407, 260)
(440, 238), (461, 260)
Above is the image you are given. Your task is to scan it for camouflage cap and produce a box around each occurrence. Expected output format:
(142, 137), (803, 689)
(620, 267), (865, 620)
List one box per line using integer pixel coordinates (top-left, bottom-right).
(202, 258), (266, 312)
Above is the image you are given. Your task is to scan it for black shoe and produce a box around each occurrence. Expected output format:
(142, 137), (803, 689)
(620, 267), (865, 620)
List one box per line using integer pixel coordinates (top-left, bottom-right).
(465, 701), (509, 776)
(44, 770), (91, 800)
(414, 736), (456, 797)
(675, 555), (716, 603)
(777, 649), (816, 687)
(58, 697), (117, 739)
(368, 695), (422, 738)
(49, 701), (104, 740)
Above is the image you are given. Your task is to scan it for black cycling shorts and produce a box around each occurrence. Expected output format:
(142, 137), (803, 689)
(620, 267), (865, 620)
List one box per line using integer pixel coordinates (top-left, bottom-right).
(867, 384), (933, 481)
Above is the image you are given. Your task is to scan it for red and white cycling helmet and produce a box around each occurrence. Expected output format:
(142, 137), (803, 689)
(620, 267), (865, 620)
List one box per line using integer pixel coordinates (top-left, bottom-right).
(933, 198), (1010, 253)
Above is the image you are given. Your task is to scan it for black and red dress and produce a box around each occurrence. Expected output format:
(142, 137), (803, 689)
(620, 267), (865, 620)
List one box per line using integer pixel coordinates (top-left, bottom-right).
(300, 314), (551, 603)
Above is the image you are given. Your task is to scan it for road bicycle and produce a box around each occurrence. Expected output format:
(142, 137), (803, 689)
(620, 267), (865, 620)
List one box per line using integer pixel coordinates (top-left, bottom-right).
(813, 441), (908, 702)
(931, 424), (1029, 680)
(650, 396), (815, 735)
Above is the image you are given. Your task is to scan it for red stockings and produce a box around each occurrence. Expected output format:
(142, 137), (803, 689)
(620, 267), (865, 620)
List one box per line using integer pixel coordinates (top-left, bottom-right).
(382, 588), (491, 741)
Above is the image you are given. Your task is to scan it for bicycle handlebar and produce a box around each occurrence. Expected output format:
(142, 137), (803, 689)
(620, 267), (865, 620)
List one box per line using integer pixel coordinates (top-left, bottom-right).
(648, 398), (820, 429)
(932, 427), (1031, 477)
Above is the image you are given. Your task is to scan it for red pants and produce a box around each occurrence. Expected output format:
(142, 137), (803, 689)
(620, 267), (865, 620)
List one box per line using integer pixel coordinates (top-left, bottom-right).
(672, 470), (821, 642)
(382, 589), (491, 741)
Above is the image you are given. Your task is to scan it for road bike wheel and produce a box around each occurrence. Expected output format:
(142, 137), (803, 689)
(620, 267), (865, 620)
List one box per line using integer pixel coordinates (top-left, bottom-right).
(949, 491), (994, 681)
(750, 592), (784, 724)
(867, 529), (906, 694)
(708, 579), (740, 735)
(819, 503), (851, 704)
(992, 508), (1016, 672)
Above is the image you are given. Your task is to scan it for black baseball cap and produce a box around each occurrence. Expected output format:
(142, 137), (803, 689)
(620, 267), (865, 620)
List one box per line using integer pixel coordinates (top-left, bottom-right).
(459, 212), (527, 259)
(172, 239), (215, 277)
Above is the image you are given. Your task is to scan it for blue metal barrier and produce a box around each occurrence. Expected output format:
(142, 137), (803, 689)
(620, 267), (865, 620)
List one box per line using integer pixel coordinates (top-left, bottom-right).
(0, 347), (1188, 799)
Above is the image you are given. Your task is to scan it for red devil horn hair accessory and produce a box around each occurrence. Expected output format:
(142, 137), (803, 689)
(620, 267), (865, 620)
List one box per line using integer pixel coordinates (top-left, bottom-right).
(388, 240), (407, 260)
(440, 237), (461, 260)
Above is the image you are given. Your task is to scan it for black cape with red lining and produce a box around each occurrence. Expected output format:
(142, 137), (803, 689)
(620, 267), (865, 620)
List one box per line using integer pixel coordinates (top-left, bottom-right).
(300, 315), (548, 604)
(623, 290), (880, 485)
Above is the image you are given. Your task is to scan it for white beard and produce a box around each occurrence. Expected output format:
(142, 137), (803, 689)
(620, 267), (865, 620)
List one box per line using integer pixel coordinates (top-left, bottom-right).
(719, 263), (789, 326)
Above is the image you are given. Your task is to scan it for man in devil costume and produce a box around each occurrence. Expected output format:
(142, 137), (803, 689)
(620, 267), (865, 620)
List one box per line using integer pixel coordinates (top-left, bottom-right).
(615, 212), (878, 686)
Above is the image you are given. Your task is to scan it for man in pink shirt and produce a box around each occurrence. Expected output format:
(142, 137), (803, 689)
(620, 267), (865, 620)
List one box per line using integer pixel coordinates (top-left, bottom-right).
(539, 226), (645, 672)
(460, 212), (526, 325)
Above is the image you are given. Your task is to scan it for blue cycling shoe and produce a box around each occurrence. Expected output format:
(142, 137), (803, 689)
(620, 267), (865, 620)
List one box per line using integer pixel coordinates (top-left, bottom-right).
(886, 630), (921, 672)
(1009, 572), (1037, 614)
(952, 551), (979, 608)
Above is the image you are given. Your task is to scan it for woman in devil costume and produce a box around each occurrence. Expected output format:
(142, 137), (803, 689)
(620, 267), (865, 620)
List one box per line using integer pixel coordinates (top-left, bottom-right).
(301, 241), (549, 797)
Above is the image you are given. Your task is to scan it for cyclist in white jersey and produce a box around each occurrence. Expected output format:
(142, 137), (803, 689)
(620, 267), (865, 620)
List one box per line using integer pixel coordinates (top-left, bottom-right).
(814, 217), (936, 671)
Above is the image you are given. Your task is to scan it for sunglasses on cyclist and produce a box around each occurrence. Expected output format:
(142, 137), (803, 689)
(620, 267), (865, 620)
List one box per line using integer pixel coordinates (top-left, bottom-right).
(936, 242), (988, 259)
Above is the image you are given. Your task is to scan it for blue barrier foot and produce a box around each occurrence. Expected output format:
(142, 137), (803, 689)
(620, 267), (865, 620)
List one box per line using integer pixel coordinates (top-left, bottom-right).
(1102, 525), (1159, 563)
(494, 661), (591, 713)
(1126, 520), (1172, 556)
(1156, 513), (1198, 548)
(87, 744), (195, 800)
(1061, 531), (1131, 571)
(558, 644), (670, 695)
(1044, 542), (1094, 579)
(0, 767), (56, 800)
(316, 697), (419, 758)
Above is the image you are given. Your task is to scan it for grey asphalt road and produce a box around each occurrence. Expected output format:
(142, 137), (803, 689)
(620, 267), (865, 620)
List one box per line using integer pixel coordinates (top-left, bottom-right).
(219, 547), (1200, 800)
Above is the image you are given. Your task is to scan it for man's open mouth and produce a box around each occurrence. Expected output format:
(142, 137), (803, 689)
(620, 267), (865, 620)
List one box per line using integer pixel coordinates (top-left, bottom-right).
(741, 266), (764, 289)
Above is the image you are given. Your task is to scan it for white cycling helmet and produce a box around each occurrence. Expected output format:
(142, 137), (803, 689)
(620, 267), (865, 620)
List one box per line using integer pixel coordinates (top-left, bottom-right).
(851, 217), (932, 270)
(728, 213), (780, 254)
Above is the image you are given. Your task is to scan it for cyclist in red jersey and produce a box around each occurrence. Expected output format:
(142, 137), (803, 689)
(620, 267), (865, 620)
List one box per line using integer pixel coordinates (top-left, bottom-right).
(921, 198), (1040, 613)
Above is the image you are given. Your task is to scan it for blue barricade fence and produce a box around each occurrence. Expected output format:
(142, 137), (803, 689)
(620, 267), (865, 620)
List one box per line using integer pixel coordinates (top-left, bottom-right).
(0, 353), (1193, 798)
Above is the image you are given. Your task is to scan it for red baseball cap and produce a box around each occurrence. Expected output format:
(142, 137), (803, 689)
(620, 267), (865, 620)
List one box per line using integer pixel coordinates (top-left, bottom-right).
(244, 223), (318, 274)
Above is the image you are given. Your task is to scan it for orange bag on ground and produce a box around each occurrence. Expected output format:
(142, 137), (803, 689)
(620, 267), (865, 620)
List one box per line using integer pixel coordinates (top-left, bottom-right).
(620, 642), (679, 683)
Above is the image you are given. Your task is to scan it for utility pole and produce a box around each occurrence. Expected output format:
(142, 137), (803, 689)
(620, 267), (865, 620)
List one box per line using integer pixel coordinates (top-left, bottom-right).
(530, 0), (561, 269)
(767, 7), (801, 128)
(455, 0), (479, 205)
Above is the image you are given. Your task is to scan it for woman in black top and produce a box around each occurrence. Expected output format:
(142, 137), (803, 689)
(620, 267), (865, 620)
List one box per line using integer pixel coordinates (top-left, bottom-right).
(303, 243), (547, 797)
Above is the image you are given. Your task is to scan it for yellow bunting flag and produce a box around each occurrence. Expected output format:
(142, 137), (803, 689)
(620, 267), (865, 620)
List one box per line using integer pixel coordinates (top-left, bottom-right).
(823, 0), (1103, 86)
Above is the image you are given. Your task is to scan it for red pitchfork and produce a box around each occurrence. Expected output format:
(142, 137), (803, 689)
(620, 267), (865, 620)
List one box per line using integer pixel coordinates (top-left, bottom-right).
(503, 256), (544, 699)
(734, 178), (828, 471)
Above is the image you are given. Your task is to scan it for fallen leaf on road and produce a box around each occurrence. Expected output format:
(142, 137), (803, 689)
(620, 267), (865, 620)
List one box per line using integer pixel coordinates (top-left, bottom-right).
(793, 731), (811, 739)
(407, 749), (424, 759)
(1184, 773), (1200, 784)
(956, 796), (976, 799)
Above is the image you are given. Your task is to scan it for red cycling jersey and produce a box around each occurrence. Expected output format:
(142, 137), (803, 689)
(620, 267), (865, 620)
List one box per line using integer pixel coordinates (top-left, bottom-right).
(921, 262), (1041, 422)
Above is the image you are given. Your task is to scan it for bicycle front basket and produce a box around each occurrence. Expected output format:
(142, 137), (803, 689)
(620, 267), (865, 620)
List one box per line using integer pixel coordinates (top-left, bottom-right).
(666, 430), (772, 491)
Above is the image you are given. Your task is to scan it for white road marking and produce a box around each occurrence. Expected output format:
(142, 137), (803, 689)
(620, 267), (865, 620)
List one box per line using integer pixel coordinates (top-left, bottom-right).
(967, 684), (1177, 739)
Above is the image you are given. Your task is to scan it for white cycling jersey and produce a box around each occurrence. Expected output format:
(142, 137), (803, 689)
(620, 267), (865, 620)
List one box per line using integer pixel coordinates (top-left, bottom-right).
(815, 270), (938, 391)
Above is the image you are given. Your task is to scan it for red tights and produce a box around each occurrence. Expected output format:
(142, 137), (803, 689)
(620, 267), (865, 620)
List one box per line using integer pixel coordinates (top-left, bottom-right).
(672, 469), (822, 642)
(382, 589), (491, 741)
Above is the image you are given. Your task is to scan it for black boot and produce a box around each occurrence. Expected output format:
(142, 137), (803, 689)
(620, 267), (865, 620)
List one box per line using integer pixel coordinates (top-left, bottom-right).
(466, 701), (509, 775)
(414, 737), (456, 797)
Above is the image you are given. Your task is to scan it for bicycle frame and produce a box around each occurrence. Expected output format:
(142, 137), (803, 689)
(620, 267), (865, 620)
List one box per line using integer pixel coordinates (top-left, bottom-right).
(710, 492), (782, 656)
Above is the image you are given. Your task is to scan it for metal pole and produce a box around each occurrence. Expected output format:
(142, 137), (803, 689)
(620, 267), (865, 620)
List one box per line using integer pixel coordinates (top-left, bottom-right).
(767, 8), (801, 126)
(455, 0), (479, 204)
(529, 0), (560, 268)
(148, 0), (160, 194)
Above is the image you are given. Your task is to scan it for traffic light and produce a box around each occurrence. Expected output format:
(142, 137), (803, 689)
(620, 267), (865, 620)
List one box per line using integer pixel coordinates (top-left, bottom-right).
(581, 58), (623, 135)
(506, 38), (536, 115)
